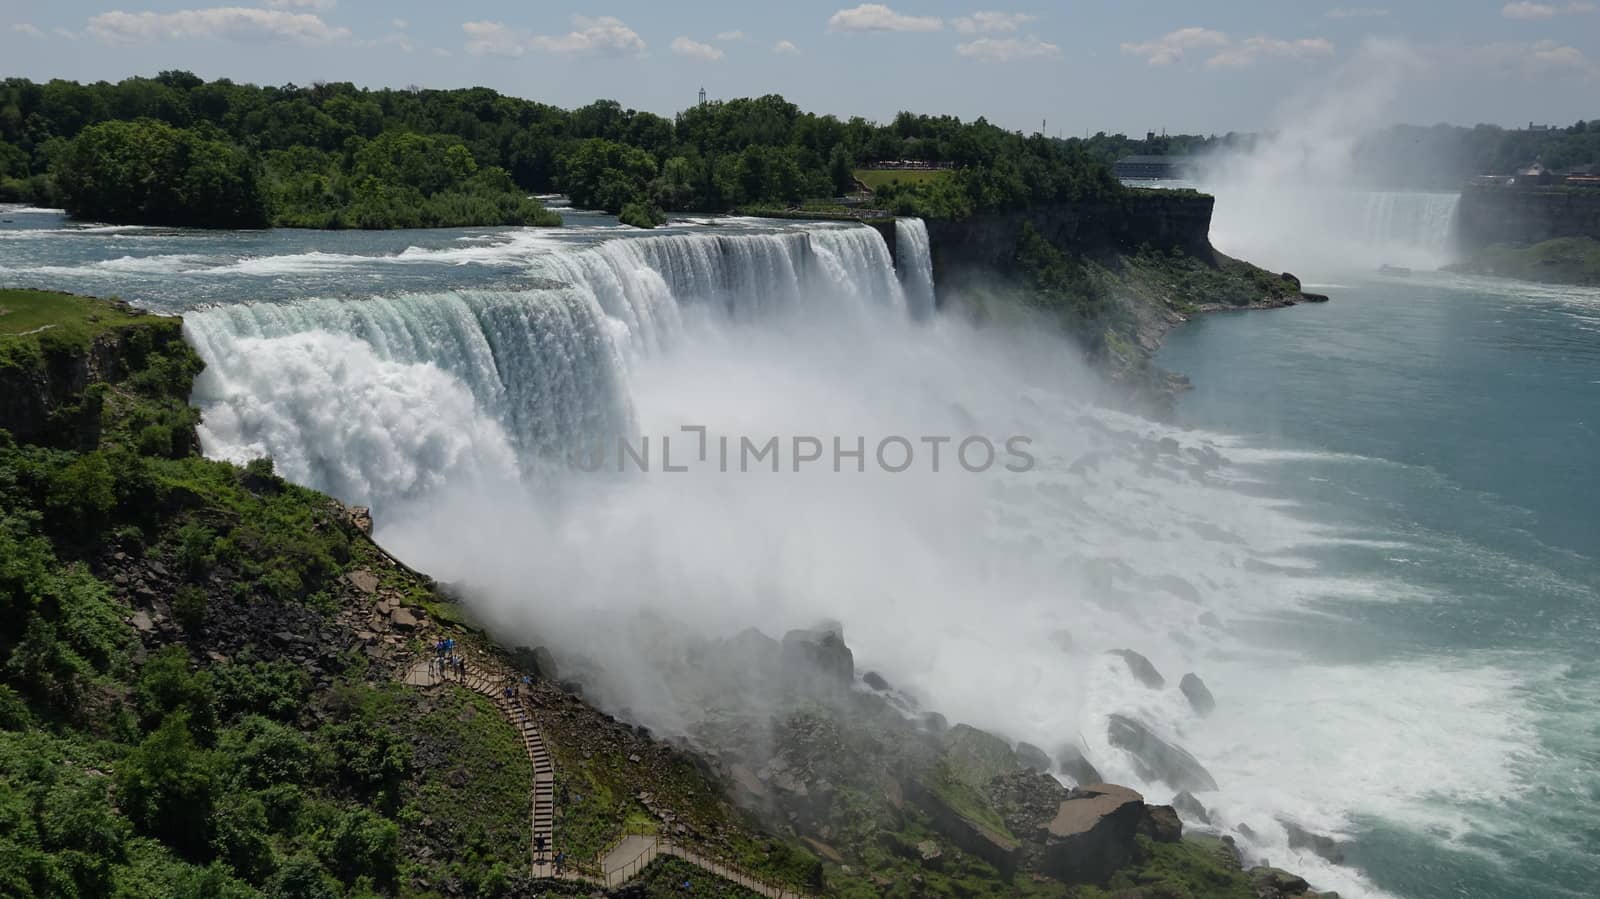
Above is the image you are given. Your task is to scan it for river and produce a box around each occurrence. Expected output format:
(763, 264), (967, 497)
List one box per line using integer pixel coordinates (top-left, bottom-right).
(2, 197), (1595, 898)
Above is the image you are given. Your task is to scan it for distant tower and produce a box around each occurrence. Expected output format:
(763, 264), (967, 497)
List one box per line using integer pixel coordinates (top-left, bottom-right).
(698, 86), (707, 106)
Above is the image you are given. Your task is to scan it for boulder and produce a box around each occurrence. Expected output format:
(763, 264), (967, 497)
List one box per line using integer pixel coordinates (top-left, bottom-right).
(782, 627), (854, 687)
(1138, 804), (1183, 843)
(1056, 744), (1104, 786)
(862, 670), (891, 692)
(1015, 741), (1052, 774)
(1172, 790), (1211, 825)
(346, 505), (374, 535)
(389, 607), (420, 630)
(915, 839), (944, 869)
(1106, 715), (1218, 792)
(1180, 673), (1216, 717)
(1110, 649), (1165, 688)
(1040, 783), (1147, 883)
(1282, 819), (1346, 864)
(345, 569), (379, 595)
(1249, 866), (1311, 897)
(922, 712), (949, 734)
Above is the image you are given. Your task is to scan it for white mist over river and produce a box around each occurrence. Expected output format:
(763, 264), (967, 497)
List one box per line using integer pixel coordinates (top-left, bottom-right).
(4, 188), (1597, 898)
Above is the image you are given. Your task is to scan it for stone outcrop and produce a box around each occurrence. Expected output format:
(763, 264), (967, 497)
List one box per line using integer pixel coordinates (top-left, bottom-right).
(1107, 714), (1219, 792)
(1111, 649), (1166, 688)
(781, 626), (854, 687)
(1055, 744), (1104, 786)
(1014, 741), (1052, 774)
(1180, 672), (1216, 716)
(1172, 790), (1211, 825)
(1282, 819), (1346, 864)
(903, 776), (1021, 878)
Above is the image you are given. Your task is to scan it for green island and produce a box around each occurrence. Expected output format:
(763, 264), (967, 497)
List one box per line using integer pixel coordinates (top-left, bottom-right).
(0, 286), (1333, 898)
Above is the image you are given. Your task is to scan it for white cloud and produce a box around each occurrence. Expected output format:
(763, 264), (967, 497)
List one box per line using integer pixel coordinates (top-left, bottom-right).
(1123, 27), (1335, 69)
(529, 15), (645, 55)
(1207, 36), (1336, 69)
(462, 20), (525, 56)
(1326, 6), (1389, 17)
(952, 11), (1036, 34)
(714, 30), (746, 41)
(828, 4), (943, 33)
(263, 0), (335, 9)
(431, 47), (451, 57)
(54, 28), (81, 40)
(391, 18), (408, 30)
(671, 36), (723, 61)
(1120, 27), (1228, 65)
(773, 39), (801, 55)
(463, 15), (646, 57)
(10, 23), (45, 38)
(88, 8), (350, 44)
(1466, 38), (1597, 76)
(955, 34), (1060, 62)
(1501, 1), (1595, 18)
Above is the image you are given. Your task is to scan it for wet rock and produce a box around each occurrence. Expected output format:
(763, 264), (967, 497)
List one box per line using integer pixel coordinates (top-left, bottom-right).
(1056, 744), (1104, 786)
(1172, 790), (1211, 825)
(1236, 822), (1258, 840)
(1139, 804), (1183, 843)
(1180, 673), (1216, 716)
(1249, 866), (1311, 897)
(862, 670), (891, 692)
(1040, 783), (1147, 883)
(1300, 292), (1331, 303)
(1110, 649), (1166, 688)
(1015, 741), (1052, 774)
(782, 627), (854, 686)
(1106, 714), (1218, 792)
(922, 712), (949, 734)
(1282, 819), (1346, 864)
(345, 569), (379, 594)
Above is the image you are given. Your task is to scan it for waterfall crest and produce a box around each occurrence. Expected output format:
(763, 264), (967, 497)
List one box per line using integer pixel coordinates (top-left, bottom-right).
(186, 221), (921, 509)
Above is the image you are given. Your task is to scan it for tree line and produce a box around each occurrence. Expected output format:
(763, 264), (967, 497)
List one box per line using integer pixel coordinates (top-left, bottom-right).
(1080, 120), (1600, 189)
(0, 72), (1123, 228)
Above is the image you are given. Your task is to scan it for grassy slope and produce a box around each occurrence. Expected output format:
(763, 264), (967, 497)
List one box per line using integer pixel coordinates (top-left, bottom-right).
(854, 168), (953, 191)
(1446, 236), (1600, 286)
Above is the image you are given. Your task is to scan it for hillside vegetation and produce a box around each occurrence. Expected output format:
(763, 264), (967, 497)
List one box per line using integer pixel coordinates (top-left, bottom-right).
(0, 73), (1119, 227)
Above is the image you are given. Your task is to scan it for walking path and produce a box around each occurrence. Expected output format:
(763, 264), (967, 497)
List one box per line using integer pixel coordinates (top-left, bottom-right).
(402, 654), (811, 897)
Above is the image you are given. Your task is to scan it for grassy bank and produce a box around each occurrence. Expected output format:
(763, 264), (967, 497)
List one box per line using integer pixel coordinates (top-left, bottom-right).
(1445, 236), (1600, 286)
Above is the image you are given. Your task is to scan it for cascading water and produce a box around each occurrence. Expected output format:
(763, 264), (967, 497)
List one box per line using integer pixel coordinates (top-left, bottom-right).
(895, 217), (936, 319)
(185, 222), (914, 510)
(1206, 184), (1463, 274)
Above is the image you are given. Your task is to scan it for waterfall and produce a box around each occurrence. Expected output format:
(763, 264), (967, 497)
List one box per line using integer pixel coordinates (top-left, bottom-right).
(1207, 185), (1463, 273)
(1358, 191), (1460, 262)
(185, 222), (910, 509)
(895, 218), (936, 319)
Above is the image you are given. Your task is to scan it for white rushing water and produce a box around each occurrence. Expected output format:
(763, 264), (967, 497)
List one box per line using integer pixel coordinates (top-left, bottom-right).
(895, 216), (936, 319)
(1207, 186), (1461, 274)
(161, 215), (1505, 899)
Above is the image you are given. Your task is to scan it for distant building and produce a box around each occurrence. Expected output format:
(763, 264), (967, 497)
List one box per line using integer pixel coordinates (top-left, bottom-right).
(1515, 162), (1555, 185)
(1114, 155), (1196, 180)
(698, 86), (707, 106)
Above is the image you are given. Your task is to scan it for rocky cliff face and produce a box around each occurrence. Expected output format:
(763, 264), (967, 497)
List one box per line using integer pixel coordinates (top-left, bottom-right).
(1457, 185), (1600, 250)
(0, 302), (189, 448)
(924, 191), (1216, 288)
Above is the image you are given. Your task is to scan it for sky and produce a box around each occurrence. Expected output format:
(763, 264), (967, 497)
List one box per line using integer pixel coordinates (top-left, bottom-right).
(1, 1), (1596, 136)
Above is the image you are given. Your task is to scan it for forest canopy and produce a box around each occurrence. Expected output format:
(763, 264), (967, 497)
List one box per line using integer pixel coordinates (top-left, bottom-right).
(0, 72), (1123, 227)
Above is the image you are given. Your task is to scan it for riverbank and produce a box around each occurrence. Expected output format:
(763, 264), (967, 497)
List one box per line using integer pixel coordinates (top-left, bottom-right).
(1443, 236), (1600, 286)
